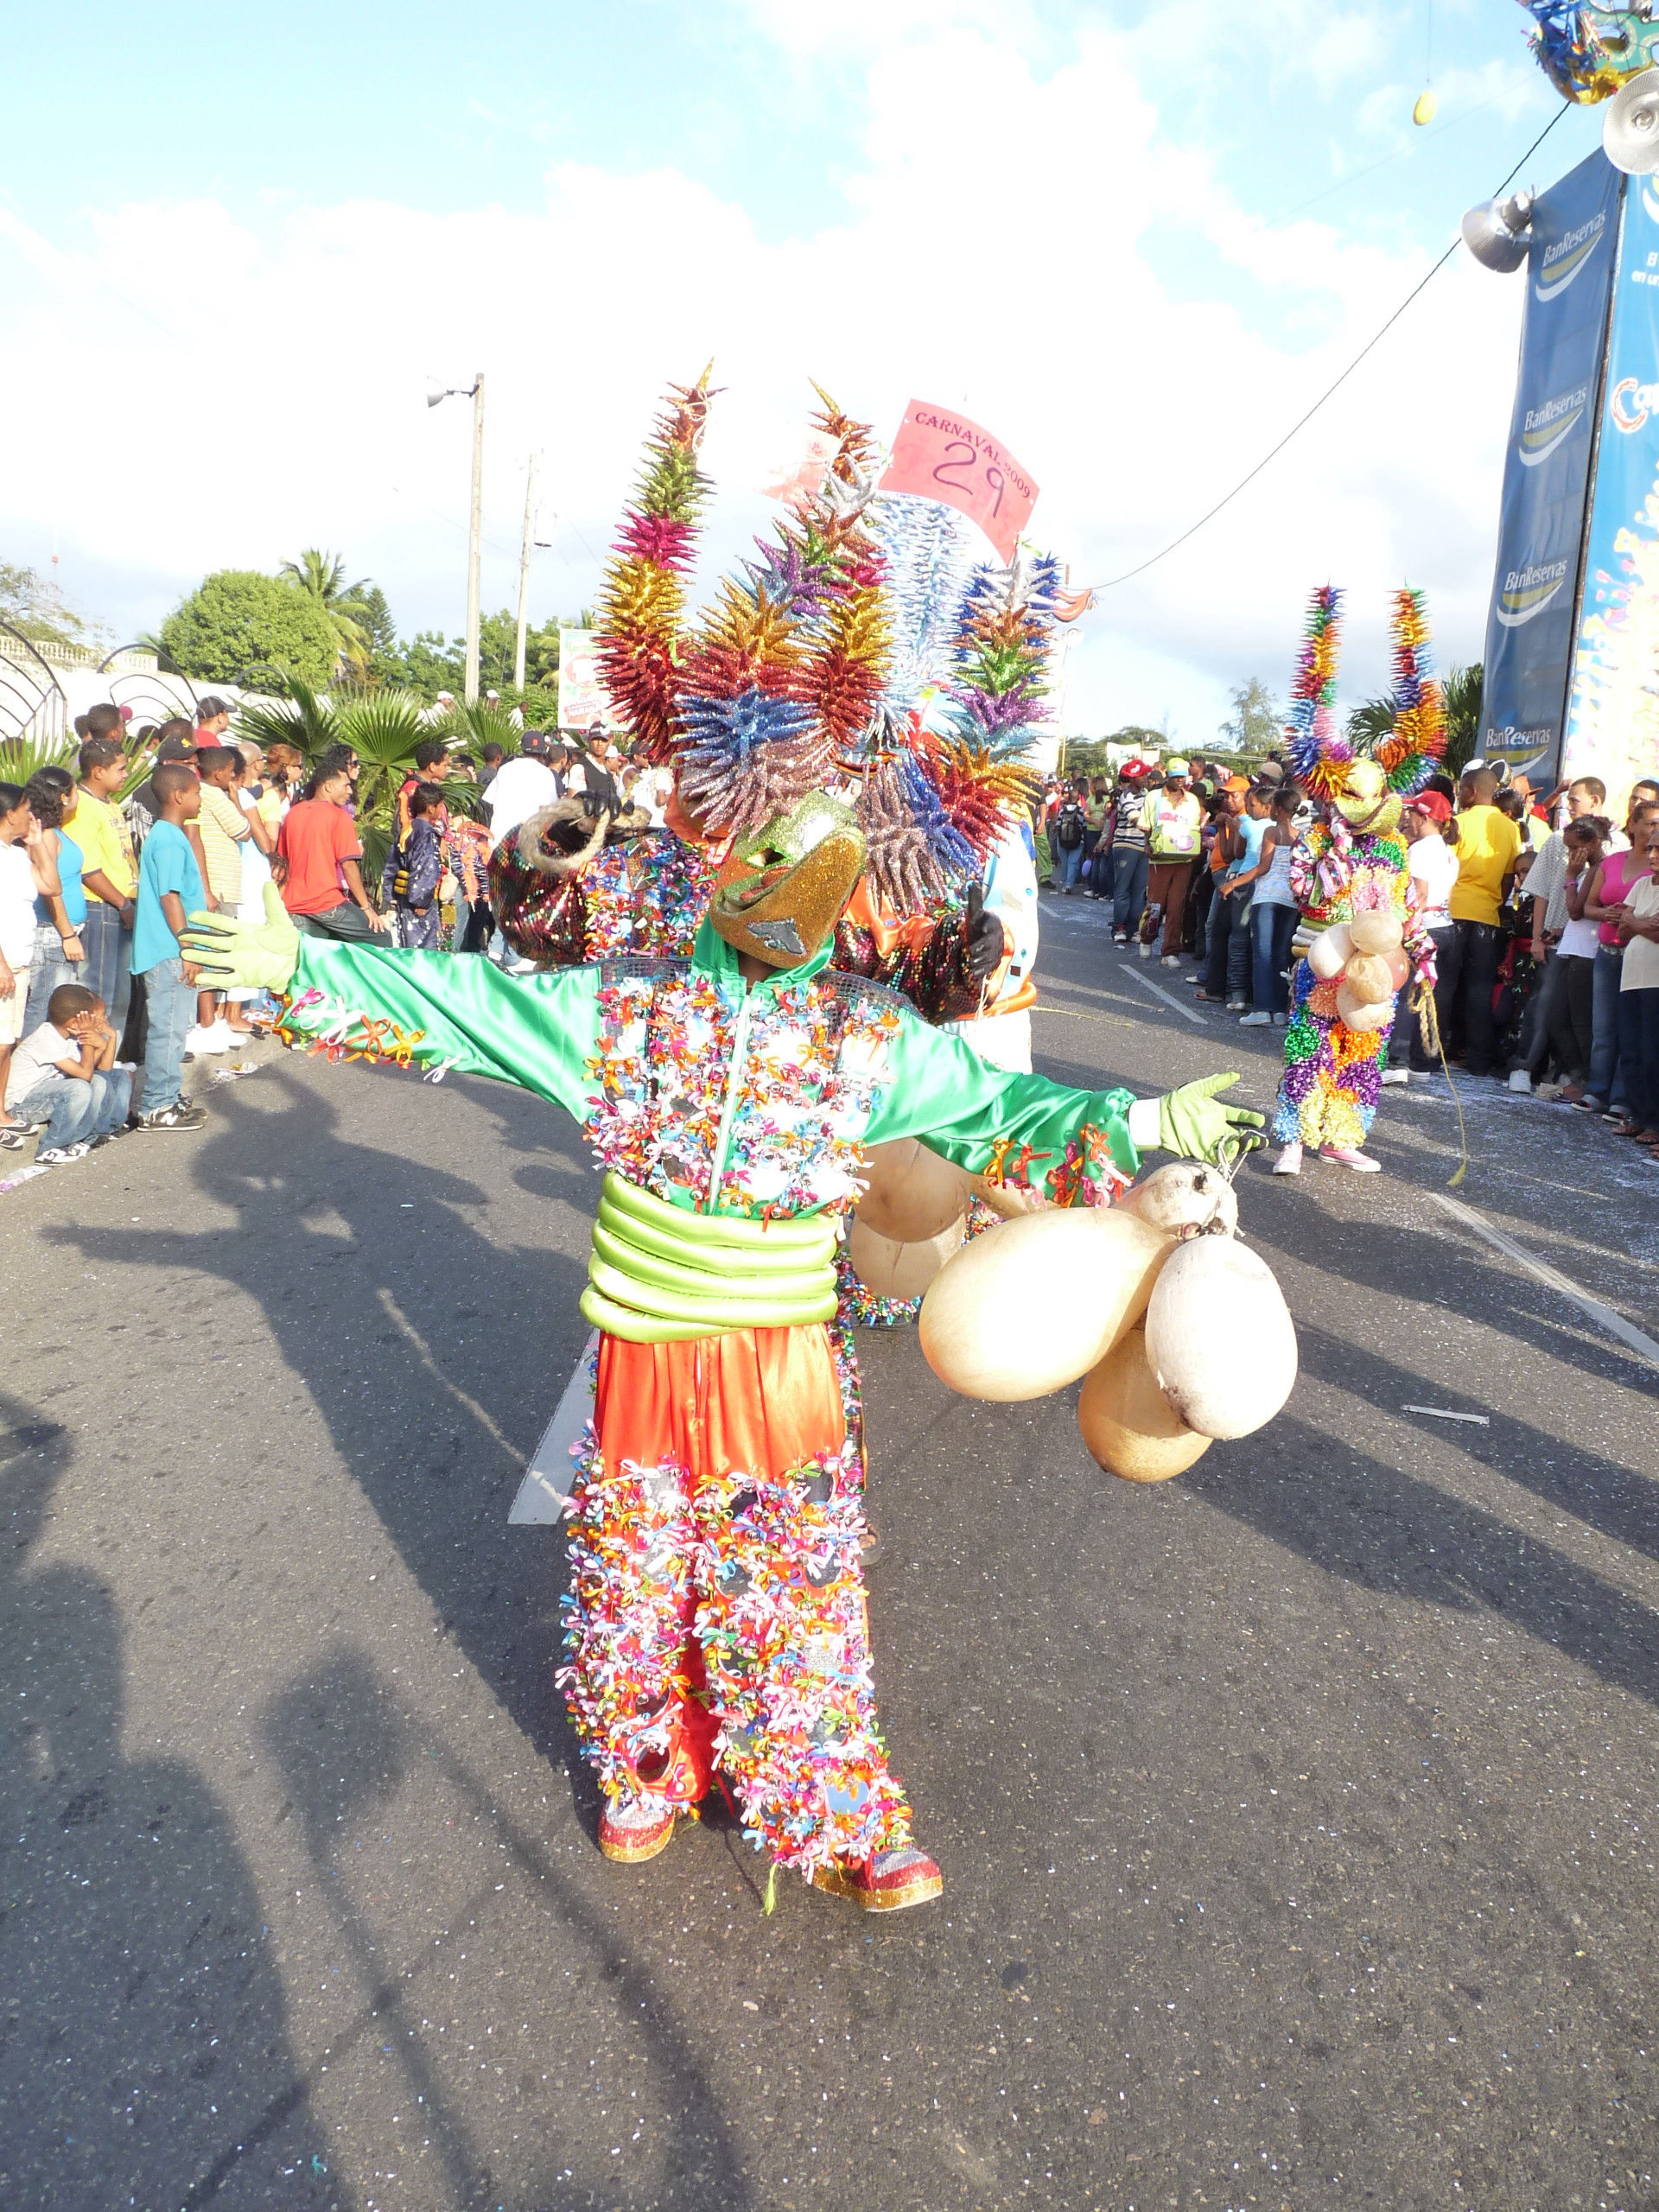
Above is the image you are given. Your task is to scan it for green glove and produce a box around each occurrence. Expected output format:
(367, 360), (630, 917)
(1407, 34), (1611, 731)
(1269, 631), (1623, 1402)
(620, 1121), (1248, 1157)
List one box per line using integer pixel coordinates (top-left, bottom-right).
(179, 880), (302, 995)
(1157, 1073), (1266, 1165)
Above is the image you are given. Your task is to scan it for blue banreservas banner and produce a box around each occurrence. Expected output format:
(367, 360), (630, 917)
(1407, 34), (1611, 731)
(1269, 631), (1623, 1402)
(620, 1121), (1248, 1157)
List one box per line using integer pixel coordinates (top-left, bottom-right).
(1480, 150), (1621, 776)
(1561, 171), (1659, 807)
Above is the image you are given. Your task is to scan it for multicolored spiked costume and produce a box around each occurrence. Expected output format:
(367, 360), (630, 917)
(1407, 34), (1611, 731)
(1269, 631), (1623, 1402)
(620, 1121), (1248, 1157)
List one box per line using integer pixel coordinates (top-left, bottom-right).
(1273, 589), (1444, 1160)
(186, 838), (1262, 1905)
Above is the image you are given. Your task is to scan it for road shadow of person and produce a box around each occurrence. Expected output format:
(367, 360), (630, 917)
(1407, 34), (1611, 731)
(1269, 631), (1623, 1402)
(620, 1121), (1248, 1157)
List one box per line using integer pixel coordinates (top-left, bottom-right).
(261, 1643), (753, 2208)
(48, 1061), (594, 1785)
(0, 1392), (334, 2209)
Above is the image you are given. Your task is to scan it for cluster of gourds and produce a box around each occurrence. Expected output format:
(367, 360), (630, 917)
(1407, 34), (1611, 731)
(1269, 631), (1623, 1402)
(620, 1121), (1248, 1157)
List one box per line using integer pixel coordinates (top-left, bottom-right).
(1305, 908), (1409, 1034)
(842, 1152), (1295, 1484)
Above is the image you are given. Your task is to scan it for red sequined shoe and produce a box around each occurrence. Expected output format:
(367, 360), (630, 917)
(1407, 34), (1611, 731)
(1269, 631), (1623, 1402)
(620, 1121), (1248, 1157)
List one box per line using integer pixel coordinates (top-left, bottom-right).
(810, 1843), (943, 1912)
(598, 1790), (677, 1864)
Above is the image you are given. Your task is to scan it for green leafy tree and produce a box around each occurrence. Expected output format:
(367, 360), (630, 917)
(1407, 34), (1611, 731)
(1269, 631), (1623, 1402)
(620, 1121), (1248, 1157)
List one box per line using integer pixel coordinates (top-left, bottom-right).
(160, 569), (338, 693)
(391, 630), (467, 699)
(0, 562), (100, 650)
(280, 549), (378, 676)
(473, 608), (563, 692)
(1442, 663), (1483, 779)
(1218, 678), (1280, 756)
(356, 584), (402, 683)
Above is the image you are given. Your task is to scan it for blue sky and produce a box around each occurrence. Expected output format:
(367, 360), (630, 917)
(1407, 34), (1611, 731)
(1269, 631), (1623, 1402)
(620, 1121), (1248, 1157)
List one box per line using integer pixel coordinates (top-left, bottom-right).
(2, 1), (1605, 738)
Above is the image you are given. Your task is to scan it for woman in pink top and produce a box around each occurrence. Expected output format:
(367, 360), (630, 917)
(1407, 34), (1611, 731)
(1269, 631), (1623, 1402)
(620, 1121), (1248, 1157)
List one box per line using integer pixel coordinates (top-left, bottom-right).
(1577, 799), (1659, 1114)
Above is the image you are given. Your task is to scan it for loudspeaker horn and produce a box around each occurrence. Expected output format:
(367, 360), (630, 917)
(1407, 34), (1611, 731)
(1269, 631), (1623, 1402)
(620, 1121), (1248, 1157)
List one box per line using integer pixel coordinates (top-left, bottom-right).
(1460, 191), (1534, 274)
(1604, 67), (1659, 174)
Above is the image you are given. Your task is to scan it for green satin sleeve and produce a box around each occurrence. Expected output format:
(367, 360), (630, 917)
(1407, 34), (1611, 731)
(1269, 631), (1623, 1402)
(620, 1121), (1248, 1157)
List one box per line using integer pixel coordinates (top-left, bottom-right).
(863, 1003), (1141, 1185)
(280, 944), (602, 1119)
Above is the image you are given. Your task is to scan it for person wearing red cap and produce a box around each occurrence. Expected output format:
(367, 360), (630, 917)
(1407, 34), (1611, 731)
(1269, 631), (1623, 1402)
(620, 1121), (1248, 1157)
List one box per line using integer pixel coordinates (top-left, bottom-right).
(1382, 791), (1458, 1084)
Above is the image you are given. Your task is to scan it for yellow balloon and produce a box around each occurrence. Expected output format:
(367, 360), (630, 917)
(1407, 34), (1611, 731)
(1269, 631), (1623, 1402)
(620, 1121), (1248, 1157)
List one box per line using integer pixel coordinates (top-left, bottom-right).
(1413, 88), (1437, 126)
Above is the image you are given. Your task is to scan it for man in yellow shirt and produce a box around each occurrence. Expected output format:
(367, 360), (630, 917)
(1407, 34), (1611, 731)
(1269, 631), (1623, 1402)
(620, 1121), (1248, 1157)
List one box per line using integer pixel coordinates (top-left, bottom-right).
(73, 724), (139, 1032)
(1438, 766), (1523, 1078)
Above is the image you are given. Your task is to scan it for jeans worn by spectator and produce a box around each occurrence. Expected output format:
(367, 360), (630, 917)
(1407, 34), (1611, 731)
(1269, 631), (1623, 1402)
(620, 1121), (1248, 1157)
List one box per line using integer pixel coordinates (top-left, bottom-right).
(1587, 944), (1631, 1111)
(1185, 866), (1213, 957)
(1545, 954), (1596, 1084)
(1250, 902), (1300, 1019)
(295, 904), (378, 943)
(1435, 919), (1503, 1077)
(79, 903), (132, 1034)
(1614, 983), (1656, 1128)
(1111, 849), (1148, 938)
(138, 957), (194, 1116)
(1053, 841), (1084, 892)
(12, 1066), (131, 1150)
(22, 934), (85, 1039)
(1519, 948), (1567, 1078)
(1090, 842), (1116, 900)
(1388, 923), (1452, 1070)
(1205, 887), (1253, 1001)
(1624, 987), (1659, 1131)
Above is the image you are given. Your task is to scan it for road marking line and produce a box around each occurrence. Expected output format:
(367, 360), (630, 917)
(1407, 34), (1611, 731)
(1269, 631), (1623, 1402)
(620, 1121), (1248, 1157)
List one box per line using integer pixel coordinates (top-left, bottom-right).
(1124, 967), (1208, 1027)
(1402, 1405), (1491, 1426)
(1432, 1193), (1659, 1370)
(1033, 1003), (1135, 1032)
(378, 1287), (528, 1456)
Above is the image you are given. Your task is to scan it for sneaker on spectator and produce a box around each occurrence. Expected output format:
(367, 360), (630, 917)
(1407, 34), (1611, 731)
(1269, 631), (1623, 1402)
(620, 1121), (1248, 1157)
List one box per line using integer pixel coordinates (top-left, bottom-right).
(1160, 954), (1182, 969)
(36, 1141), (92, 1166)
(185, 1019), (235, 1057)
(1238, 1011), (1271, 1027)
(1272, 1013), (1288, 1028)
(1225, 999), (1249, 1013)
(137, 1102), (208, 1132)
(1508, 1070), (1533, 1094)
(1574, 1095), (1605, 1113)
(1380, 1068), (1408, 1086)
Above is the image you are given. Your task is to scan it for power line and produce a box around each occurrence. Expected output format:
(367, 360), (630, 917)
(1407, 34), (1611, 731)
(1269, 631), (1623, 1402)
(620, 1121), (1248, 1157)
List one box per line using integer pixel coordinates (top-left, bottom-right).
(1092, 103), (1571, 593)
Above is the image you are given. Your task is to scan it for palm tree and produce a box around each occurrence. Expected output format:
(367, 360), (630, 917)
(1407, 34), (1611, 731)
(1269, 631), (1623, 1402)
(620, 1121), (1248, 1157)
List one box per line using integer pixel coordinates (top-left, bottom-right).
(280, 550), (376, 678)
(1345, 696), (1397, 746)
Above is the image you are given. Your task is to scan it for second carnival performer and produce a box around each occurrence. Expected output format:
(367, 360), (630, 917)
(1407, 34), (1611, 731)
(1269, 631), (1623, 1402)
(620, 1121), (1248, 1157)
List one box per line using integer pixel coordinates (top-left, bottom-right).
(1270, 587), (1444, 1177)
(185, 375), (1264, 1916)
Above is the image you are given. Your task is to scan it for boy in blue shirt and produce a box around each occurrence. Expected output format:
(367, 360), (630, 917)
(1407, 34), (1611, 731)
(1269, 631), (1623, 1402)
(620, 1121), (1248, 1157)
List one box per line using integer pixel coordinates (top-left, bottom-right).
(130, 761), (208, 1131)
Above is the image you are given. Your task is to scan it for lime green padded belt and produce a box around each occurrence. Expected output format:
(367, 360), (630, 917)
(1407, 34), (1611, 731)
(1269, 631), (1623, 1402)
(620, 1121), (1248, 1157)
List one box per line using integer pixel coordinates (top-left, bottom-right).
(579, 1172), (838, 1343)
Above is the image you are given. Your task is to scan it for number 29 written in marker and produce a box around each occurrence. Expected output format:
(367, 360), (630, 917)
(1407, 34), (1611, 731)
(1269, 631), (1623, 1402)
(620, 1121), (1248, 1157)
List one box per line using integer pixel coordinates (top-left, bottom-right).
(931, 439), (1008, 518)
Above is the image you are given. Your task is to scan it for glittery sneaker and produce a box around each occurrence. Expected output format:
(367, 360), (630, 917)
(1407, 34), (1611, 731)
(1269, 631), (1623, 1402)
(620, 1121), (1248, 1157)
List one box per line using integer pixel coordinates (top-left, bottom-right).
(811, 1843), (943, 1912)
(598, 1790), (677, 1865)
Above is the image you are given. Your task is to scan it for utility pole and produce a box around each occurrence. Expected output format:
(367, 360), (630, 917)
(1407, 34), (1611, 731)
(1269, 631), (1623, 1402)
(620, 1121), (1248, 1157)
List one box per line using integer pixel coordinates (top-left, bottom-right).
(513, 451), (538, 696)
(465, 371), (485, 707)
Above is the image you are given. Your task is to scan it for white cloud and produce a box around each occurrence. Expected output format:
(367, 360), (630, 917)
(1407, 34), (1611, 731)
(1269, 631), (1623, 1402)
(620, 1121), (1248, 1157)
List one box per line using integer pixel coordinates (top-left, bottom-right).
(0, 10), (1528, 737)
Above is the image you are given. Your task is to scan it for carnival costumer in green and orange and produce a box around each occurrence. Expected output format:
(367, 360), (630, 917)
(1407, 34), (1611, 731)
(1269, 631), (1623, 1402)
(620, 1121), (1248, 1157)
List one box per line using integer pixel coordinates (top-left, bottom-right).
(183, 793), (1262, 1912)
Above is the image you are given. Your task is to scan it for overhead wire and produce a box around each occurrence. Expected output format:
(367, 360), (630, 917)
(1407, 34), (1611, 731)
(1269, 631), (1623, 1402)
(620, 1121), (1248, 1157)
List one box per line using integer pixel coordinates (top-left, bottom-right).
(1090, 103), (1571, 594)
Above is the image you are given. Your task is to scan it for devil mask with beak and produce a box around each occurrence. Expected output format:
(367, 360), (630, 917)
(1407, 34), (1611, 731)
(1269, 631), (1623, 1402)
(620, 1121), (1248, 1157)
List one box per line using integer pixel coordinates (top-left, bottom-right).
(708, 791), (868, 967)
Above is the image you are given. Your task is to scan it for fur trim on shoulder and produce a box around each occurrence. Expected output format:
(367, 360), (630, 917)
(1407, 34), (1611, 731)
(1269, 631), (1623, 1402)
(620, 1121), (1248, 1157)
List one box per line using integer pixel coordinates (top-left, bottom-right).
(513, 798), (608, 879)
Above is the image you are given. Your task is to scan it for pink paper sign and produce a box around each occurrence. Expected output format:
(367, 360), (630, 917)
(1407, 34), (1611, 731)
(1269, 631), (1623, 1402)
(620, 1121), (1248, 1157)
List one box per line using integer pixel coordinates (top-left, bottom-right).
(879, 401), (1039, 563)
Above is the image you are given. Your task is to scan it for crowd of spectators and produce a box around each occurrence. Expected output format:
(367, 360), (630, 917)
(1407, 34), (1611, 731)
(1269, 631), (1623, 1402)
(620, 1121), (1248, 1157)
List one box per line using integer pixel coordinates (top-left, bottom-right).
(7, 701), (1656, 1175)
(0, 702), (641, 1175)
(1038, 754), (1659, 1150)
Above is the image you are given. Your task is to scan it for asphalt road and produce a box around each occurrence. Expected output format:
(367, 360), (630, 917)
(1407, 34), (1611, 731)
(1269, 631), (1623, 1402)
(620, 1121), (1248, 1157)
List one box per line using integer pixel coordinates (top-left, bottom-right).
(3, 893), (1657, 2212)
